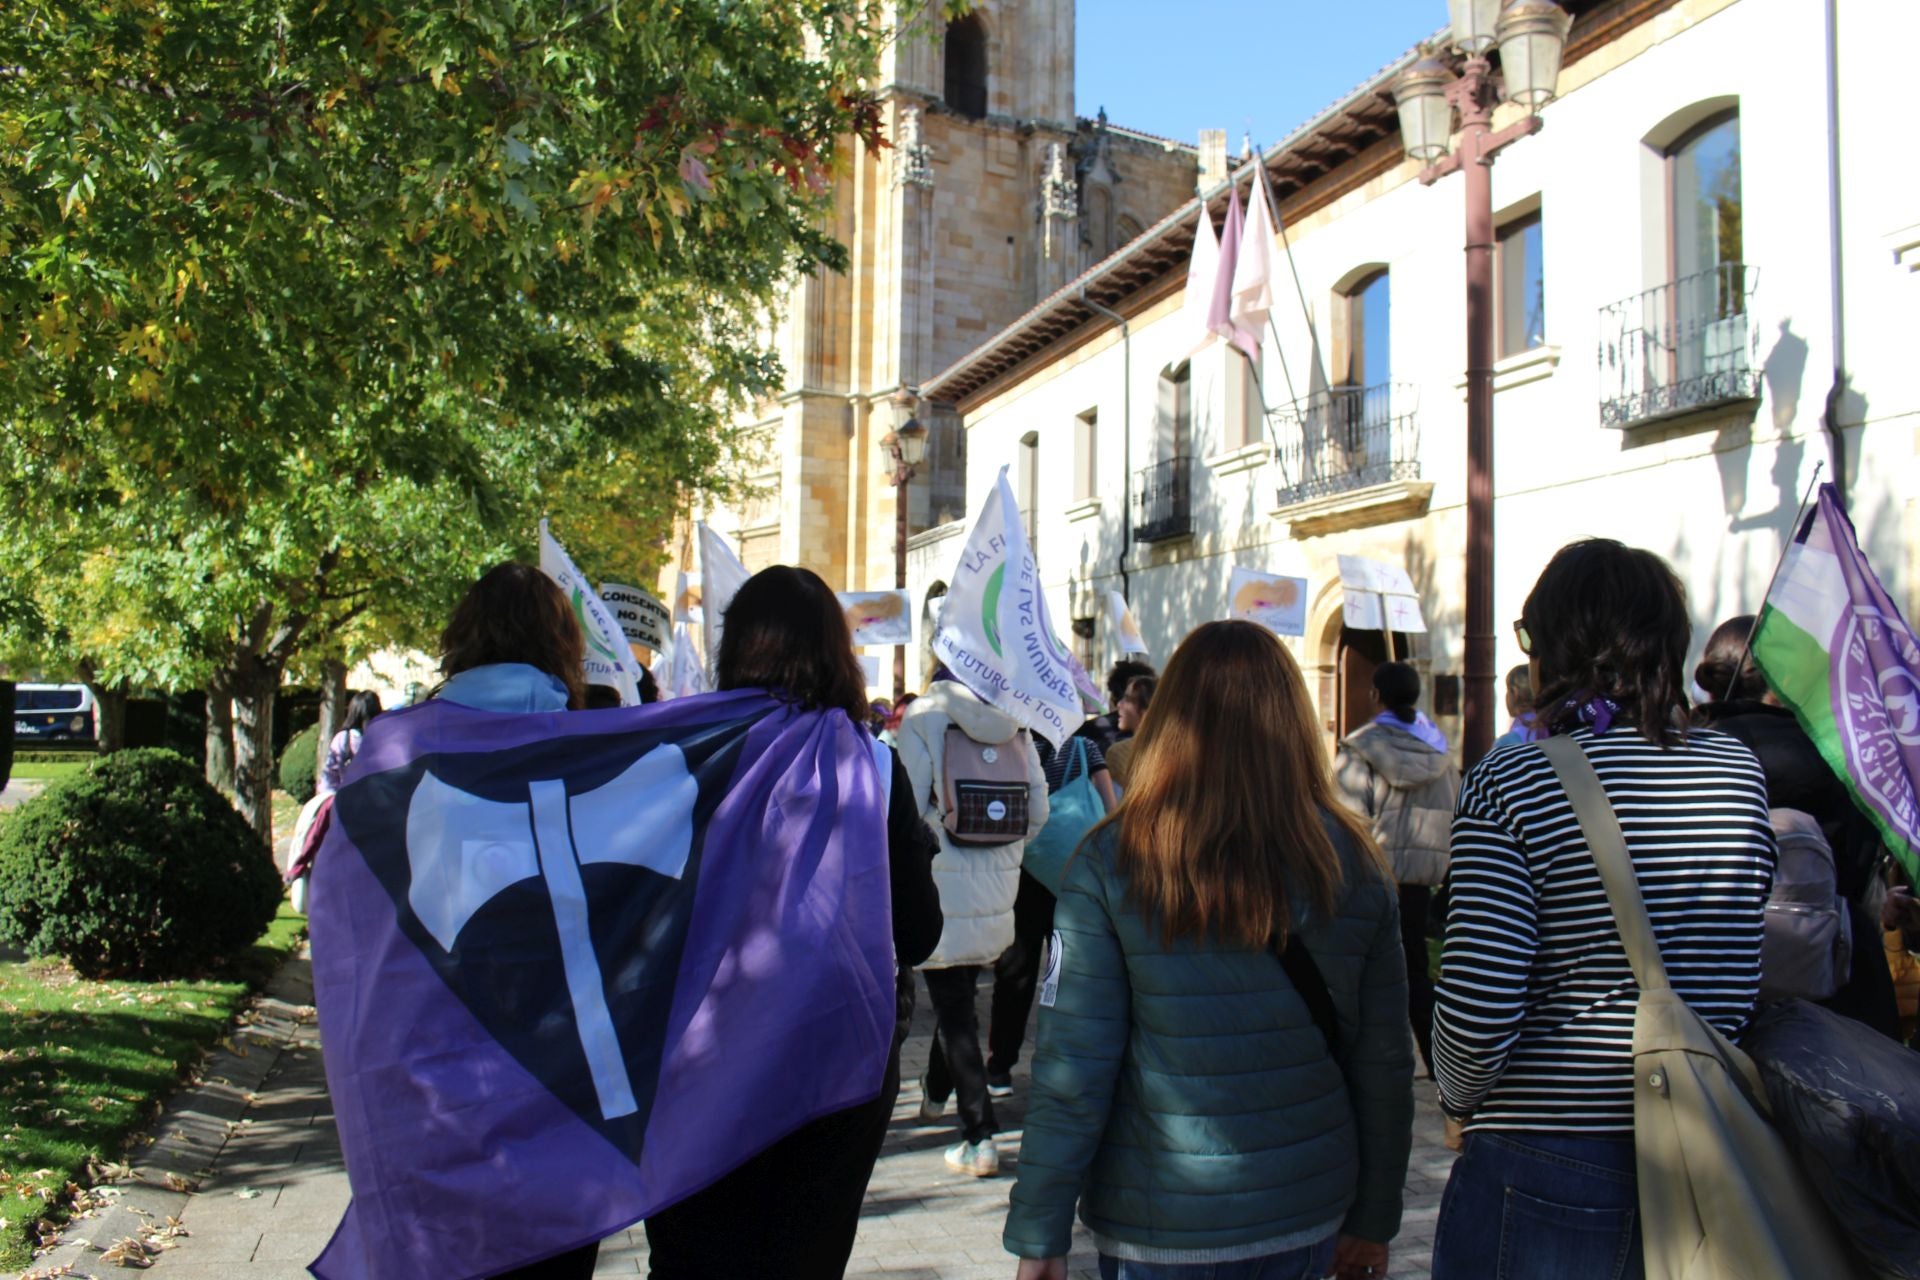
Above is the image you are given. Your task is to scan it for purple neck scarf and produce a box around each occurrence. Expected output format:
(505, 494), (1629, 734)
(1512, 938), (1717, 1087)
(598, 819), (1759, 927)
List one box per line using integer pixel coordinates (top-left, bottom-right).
(1554, 690), (1622, 736)
(1376, 709), (1450, 754)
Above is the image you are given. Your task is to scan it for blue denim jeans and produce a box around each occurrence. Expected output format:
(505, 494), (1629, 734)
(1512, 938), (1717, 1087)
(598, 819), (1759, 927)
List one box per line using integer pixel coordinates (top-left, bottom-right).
(1097, 1237), (1335, 1280)
(1431, 1131), (1644, 1280)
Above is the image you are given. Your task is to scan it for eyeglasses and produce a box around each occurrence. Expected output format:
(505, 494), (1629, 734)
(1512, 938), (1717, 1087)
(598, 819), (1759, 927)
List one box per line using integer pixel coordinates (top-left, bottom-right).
(1513, 619), (1534, 656)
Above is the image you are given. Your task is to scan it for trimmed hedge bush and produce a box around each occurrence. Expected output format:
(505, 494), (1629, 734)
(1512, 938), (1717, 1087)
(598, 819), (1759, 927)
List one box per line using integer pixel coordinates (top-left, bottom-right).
(278, 723), (319, 804)
(0, 749), (283, 979)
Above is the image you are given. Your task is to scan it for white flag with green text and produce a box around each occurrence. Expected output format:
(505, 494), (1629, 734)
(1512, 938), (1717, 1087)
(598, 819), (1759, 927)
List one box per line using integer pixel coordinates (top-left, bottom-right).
(538, 520), (640, 706)
(931, 469), (1080, 748)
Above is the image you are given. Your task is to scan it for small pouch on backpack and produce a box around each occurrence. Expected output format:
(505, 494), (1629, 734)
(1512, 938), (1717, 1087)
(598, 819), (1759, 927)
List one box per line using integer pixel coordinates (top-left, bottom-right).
(941, 725), (1030, 846)
(1760, 807), (1852, 1002)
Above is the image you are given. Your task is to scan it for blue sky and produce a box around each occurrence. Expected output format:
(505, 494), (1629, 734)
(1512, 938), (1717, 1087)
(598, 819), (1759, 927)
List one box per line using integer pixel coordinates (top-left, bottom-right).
(1075, 1), (1446, 149)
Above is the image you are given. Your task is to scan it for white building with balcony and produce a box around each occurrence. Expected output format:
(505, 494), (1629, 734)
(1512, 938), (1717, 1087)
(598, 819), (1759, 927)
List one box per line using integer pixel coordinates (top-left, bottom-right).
(910, 0), (1919, 752)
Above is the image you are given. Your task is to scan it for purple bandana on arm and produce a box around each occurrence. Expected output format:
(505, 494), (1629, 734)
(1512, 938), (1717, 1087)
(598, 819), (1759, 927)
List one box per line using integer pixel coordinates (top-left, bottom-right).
(307, 691), (894, 1280)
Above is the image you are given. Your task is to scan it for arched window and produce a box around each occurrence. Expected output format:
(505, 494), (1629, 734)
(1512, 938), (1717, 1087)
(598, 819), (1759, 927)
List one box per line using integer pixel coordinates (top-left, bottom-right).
(1668, 110), (1741, 282)
(1339, 269), (1391, 389)
(944, 14), (988, 120)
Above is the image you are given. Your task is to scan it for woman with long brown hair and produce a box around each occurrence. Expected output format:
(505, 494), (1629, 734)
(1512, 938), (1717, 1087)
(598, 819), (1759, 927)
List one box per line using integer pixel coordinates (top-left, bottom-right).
(1004, 621), (1414, 1280)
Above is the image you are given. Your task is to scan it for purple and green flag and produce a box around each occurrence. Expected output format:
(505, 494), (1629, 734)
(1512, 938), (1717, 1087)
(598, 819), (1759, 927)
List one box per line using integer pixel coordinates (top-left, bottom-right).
(1752, 484), (1920, 880)
(307, 691), (895, 1280)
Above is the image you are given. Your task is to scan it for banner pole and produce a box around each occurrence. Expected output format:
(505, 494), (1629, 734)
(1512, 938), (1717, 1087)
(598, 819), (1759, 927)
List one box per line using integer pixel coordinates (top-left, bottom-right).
(1726, 461), (1824, 704)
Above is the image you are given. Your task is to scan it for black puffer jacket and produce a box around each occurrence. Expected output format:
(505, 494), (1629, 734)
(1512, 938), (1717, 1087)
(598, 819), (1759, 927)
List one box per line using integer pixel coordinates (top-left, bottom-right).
(1694, 699), (1901, 1039)
(1693, 700), (1884, 899)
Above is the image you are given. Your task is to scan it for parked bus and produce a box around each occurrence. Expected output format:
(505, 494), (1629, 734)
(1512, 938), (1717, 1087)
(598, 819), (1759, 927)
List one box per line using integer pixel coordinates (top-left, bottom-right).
(14, 683), (96, 743)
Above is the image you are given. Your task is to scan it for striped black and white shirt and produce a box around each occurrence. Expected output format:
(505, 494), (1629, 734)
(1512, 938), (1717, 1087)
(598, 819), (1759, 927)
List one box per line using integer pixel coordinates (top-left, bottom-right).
(1432, 726), (1774, 1133)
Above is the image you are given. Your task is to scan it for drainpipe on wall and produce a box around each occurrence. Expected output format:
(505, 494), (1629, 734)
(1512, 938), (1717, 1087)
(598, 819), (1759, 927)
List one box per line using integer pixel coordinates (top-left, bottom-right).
(1821, 0), (1849, 509)
(1078, 289), (1132, 602)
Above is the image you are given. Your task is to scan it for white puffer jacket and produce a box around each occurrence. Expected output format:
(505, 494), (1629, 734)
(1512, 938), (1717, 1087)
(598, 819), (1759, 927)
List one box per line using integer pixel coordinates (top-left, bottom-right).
(896, 682), (1049, 968)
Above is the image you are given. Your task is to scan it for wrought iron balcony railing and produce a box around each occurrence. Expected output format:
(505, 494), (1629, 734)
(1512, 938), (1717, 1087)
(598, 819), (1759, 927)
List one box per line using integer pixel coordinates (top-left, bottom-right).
(1271, 382), (1421, 509)
(1133, 455), (1194, 543)
(1598, 263), (1761, 428)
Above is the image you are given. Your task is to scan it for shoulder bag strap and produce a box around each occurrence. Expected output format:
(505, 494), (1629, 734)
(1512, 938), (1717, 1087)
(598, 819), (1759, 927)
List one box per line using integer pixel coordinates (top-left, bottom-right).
(1539, 735), (1672, 993)
(1064, 735), (1088, 786)
(1278, 934), (1341, 1055)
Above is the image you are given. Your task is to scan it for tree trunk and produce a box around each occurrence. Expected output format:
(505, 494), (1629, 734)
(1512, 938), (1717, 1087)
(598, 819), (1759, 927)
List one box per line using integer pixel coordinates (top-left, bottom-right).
(88, 681), (129, 753)
(205, 670), (236, 794)
(314, 658), (348, 790)
(230, 655), (282, 847)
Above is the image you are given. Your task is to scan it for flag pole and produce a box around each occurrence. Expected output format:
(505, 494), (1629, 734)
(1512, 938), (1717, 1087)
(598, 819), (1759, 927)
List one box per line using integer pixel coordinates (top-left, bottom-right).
(1252, 143), (1328, 395)
(1725, 461), (1824, 703)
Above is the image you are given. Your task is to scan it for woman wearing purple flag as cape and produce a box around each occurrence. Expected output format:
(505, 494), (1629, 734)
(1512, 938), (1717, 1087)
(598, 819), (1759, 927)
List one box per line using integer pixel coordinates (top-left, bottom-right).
(641, 566), (943, 1278)
(428, 564), (600, 1280)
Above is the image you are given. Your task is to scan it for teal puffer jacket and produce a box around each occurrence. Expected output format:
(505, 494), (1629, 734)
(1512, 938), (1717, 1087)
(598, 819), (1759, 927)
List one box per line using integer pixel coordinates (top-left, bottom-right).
(1004, 818), (1414, 1262)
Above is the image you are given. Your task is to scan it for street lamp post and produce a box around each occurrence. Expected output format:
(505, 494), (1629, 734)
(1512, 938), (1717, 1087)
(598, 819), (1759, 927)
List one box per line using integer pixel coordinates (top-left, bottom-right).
(880, 388), (929, 701)
(1393, 0), (1570, 766)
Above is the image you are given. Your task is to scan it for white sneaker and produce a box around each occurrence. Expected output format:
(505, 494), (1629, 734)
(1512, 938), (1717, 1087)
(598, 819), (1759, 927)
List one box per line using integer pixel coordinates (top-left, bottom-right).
(944, 1138), (1000, 1178)
(918, 1080), (948, 1121)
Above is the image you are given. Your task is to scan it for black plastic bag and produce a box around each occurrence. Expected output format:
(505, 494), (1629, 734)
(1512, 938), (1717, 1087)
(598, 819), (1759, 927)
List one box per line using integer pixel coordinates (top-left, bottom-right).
(1745, 998), (1920, 1279)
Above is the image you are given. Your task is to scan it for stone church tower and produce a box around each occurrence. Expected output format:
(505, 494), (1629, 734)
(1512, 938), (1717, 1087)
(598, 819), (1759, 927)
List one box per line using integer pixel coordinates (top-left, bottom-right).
(702, 1), (1197, 605)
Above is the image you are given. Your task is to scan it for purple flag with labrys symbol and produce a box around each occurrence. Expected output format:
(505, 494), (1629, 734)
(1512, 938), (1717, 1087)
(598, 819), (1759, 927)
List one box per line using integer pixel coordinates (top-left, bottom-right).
(306, 690), (895, 1280)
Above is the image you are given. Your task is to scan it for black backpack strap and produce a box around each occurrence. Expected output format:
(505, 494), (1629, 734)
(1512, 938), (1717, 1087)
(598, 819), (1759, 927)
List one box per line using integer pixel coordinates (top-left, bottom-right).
(1278, 933), (1340, 1055)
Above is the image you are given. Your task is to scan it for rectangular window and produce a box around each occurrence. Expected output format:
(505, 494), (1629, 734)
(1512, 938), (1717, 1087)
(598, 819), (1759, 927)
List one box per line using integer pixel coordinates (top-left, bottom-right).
(1497, 213), (1545, 358)
(1073, 409), (1098, 502)
(1222, 350), (1263, 451)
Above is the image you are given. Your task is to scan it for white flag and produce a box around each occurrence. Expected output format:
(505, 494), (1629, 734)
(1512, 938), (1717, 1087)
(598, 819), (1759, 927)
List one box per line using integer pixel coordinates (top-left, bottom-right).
(697, 522), (752, 672)
(1229, 180), (1275, 360)
(1180, 206), (1222, 358)
(538, 520), (641, 705)
(932, 469), (1081, 748)
(663, 619), (710, 700)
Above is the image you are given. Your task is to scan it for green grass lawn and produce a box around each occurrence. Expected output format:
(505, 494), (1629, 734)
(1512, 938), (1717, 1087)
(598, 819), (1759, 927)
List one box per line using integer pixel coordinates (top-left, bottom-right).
(5, 758), (92, 782)
(0, 903), (306, 1269)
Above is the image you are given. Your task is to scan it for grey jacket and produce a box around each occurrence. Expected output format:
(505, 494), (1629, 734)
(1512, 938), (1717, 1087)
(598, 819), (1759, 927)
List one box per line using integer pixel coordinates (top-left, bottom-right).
(1333, 722), (1459, 887)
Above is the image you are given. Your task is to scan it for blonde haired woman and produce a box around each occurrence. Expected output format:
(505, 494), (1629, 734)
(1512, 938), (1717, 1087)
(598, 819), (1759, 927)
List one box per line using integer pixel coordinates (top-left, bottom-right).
(1005, 621), (1414, 1280)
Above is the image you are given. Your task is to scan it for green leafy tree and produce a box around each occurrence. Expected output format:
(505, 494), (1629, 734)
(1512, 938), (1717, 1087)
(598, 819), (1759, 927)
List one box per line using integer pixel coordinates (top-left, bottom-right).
(0, 0), (921, 839)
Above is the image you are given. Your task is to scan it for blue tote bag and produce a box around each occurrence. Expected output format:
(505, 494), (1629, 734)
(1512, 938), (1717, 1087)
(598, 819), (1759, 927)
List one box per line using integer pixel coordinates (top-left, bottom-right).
(1023, 737), (1104, 893)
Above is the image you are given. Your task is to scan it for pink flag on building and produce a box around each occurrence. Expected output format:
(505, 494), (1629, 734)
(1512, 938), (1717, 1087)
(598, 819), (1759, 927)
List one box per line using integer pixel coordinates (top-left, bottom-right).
(1179, 205), (1222, 357)
(1229, 179), (1275, 360)
(1207, 184), (1245, 349)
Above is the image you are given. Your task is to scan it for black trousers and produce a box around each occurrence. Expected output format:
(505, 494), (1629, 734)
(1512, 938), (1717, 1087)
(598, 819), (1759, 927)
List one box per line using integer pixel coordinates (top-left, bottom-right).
(922, 964), (997, 1143)
(1401, 883), (1435, 1075)
(492, 1243), (598, 1279)
(987, 871), (1057, 1076)
(643, 1049), (901, 1279)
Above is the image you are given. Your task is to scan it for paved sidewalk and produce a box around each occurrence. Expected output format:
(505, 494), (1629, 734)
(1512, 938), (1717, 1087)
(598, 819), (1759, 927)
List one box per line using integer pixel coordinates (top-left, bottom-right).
(29, 951), (1454, 1279)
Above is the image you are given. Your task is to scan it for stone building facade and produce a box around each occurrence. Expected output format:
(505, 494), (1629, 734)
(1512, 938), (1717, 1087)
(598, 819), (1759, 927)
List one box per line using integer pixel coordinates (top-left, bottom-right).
(689, 1), (1198, 605)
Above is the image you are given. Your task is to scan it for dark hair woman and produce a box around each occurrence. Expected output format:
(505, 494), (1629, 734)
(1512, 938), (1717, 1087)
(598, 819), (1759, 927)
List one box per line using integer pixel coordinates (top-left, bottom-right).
(1098, 676), (1156, 789)
(319, 691), (384, 797)
(437, 562), (586, 713)
(1005, 621), (1411, 1280)
(1333, 660), (1459, 1079)
(1693, 614), (1901, 1037)
(1431, 541), (1777, 1280)
(430, 562), (595, 1279)
(642, 564), (943, 1278)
